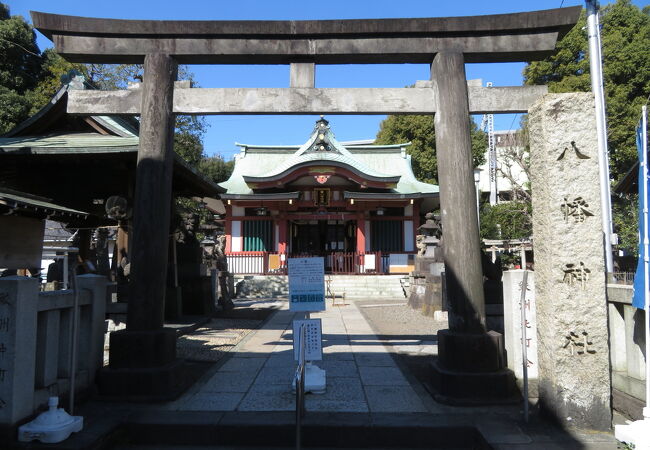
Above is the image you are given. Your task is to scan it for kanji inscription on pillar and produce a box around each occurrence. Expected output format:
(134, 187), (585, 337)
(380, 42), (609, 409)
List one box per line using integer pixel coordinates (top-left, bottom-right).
(561, 196), (594, 223)
(562, 262), (591, 290)
(556, 141), (590, 161)
(563, 331), (597, 356)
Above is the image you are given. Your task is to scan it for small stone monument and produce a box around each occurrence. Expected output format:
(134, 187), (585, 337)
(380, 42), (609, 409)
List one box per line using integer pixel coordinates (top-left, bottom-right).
(409, 213), (444, 316)
(214, 234), (234, 310)
(173, 211), (214, 316)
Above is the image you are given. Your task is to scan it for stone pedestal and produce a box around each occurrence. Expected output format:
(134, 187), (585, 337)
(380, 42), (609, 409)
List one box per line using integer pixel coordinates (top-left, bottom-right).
(529, 93), (611, 430)
(409, 257), (444, 316)
(408, 273), (442, 316)
(430, 331), (517, 404)
(98, 328), (186, 400)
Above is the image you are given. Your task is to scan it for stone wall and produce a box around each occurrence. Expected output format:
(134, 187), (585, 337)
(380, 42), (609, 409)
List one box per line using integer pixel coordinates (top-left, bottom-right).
(529, 93), (611, 430)
(607, 284), (646, 420)
(0, 275), (106, 431)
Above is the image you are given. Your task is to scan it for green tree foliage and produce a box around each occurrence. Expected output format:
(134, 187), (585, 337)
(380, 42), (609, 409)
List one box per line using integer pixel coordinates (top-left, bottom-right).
(613, 194), (639, 256)
(524, 0), (650, 181)
(524, 0), (650, 255)
(86, 63), (143, 90)
(479, 201), (532, 241)
(199, 156), (235, 184)
(0, 3), (42, 133)
(375, 114), (486, 184)
(25, 48), (87, 115)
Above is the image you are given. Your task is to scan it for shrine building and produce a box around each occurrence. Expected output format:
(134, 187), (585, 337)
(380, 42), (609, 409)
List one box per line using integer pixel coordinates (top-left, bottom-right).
(220, 117), (439, 274)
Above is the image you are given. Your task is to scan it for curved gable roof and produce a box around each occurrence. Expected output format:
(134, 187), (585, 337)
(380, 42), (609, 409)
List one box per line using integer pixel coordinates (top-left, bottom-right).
(243, 118), (397, 183)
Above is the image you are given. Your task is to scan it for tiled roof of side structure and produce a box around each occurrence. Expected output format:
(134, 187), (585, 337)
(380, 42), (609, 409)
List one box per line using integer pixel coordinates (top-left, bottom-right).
(0, 188), (88, 218)
(0, 133), (139, 150)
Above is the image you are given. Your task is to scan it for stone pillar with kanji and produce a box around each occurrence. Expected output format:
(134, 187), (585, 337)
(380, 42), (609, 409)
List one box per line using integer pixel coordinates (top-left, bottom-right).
(529, 92), (611, 430)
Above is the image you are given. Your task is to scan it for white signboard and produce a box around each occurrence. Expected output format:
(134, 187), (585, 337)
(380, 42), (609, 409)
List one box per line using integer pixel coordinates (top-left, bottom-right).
(503, 270), (538, 397)
(288, 257), (325, 312)
(293, 319), (323, 361)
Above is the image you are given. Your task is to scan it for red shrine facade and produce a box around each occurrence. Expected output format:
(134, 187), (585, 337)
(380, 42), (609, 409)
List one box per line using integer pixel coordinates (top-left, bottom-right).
(219, 118), (439, 274)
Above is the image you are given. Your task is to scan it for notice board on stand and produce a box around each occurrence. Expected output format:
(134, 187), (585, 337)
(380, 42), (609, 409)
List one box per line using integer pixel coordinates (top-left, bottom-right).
(288, 257), (325, 312)
(292, 318), (323, 361)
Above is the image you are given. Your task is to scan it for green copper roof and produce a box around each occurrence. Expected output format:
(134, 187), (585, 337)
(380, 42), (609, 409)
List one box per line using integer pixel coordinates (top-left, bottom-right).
(243, 118), (396, 182)
(220, 118), (438, 197)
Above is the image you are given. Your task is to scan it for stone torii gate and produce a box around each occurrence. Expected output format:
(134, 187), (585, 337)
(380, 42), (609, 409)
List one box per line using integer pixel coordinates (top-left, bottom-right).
(31, 7), (580, 403)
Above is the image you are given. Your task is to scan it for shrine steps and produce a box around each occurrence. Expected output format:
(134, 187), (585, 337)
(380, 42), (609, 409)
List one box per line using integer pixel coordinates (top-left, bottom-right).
(233, 274), (408, 300)
(104, 411), (491, 450)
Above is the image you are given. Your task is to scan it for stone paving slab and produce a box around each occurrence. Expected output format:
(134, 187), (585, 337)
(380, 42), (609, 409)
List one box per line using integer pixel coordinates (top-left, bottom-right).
(238, 384), (295, 411)
(183, 392), (245, 411)
(353, 353), (396, 367)
(363, 386), (427, 413)
(254, 365), (296, 384)
(179, 300), (427, 414)
(200, 370), (258, 393)
(318, 359), (358, 377)
(358, 366), (410, 386)
(219, 356), (266, 372)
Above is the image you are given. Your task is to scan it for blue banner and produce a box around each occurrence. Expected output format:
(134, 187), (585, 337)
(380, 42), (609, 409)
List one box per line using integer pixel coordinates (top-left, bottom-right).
(632, 116), (647, 309)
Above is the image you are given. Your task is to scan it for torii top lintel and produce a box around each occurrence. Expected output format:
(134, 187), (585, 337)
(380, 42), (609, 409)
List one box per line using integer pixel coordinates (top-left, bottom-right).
(31, 7), (580, 65)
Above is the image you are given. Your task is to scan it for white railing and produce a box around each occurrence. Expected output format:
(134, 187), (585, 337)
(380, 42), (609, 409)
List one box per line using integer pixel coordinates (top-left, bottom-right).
(225, 251), (408, 275)
(227, 252), (266, 274)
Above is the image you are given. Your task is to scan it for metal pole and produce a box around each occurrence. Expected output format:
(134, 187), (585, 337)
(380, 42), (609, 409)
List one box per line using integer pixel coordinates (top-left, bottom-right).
(295, 324), (306, 450)
(586, 0), (614, 272)
(641, 105), (649, 420)
(520, 270), (530, 423)
(68, 257), (80, 415)
(62, 252), (69, 290)
(172, 237), (179, 288)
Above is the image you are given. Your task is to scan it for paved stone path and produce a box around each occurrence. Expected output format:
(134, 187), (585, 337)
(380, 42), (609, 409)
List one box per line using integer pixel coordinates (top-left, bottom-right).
(167, 300), (428, 413)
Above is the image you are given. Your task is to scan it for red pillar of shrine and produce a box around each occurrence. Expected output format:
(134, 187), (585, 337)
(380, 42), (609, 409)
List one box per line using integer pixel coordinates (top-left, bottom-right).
(277, 218), (288, 254)
(356, 214), (366, 254)
(225, 217), (232, 253)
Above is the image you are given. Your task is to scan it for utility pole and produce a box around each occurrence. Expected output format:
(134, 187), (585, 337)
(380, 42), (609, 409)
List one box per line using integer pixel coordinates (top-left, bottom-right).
(481, 82), (497, 205)
(586, 0), (614, 272)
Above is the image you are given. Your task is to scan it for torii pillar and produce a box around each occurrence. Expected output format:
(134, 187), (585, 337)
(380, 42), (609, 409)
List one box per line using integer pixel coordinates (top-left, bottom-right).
(430, 52), (515, 403)
(98, 54), (186, 399)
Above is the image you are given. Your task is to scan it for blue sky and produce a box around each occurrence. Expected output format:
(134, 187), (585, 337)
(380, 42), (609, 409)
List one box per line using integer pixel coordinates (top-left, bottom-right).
(10, 0), (646, 159)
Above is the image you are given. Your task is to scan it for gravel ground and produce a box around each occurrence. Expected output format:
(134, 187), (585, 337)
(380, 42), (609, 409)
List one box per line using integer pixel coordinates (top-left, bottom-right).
(176, 299), (283, 363)
(355, 299), (448, 339)
(176, 317), (263, 362)
(354, 299), (448, 390)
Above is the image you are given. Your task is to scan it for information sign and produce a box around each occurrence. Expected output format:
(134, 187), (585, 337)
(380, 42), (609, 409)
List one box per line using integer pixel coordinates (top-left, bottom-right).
(293, 319), (323, 361)
(288, 257), (325, 312)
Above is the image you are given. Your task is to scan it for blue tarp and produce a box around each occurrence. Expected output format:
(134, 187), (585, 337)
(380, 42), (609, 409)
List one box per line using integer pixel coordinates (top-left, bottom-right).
(632, 116), (647, 309)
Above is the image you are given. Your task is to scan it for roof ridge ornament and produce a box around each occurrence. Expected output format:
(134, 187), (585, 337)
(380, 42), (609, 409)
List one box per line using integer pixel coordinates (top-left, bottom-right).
(307, 116), (336, 153)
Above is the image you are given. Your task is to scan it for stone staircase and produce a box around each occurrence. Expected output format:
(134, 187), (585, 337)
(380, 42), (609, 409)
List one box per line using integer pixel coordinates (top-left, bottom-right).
(234, 274), (408, 300)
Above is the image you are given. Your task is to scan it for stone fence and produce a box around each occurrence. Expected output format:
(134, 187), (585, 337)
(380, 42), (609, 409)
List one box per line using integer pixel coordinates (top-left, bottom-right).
(0, 275), (106, 429)
(607, 283), (647, 419)
(503, 271), (647, 420)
